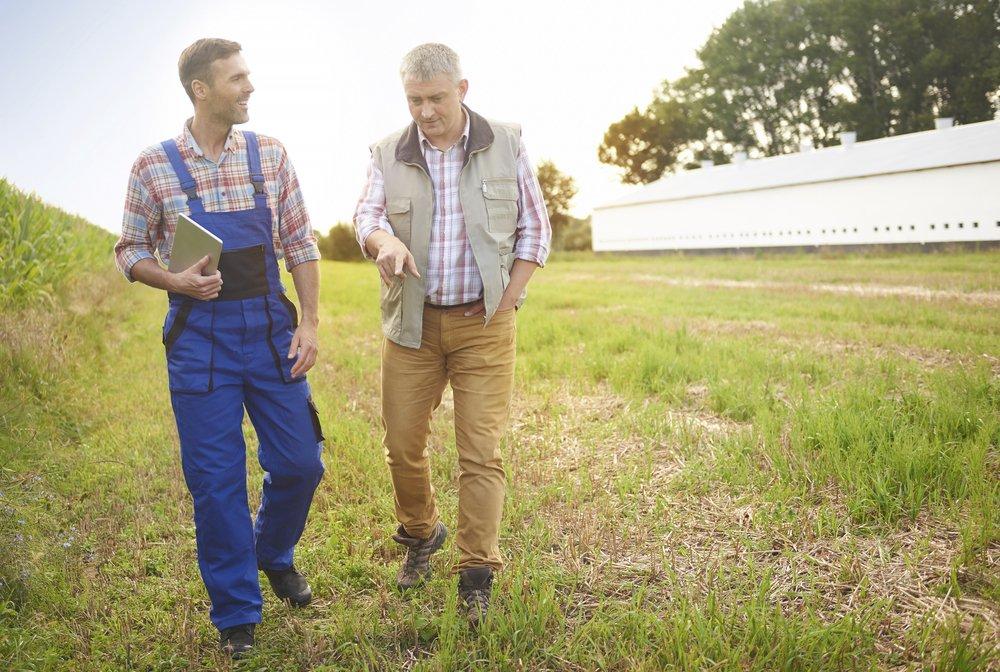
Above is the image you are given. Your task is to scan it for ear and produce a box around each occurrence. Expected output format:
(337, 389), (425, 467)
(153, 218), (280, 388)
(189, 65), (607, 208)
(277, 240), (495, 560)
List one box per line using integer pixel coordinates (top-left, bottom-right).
(457, 79), (468, 101)
(191, 78), (209, 101)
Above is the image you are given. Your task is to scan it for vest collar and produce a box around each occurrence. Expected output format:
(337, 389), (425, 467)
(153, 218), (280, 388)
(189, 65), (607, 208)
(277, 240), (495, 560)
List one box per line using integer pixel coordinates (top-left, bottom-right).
(395, 105), (494, 174)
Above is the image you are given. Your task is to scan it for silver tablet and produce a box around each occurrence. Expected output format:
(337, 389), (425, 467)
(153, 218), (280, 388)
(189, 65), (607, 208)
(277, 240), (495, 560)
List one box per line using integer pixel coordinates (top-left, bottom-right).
(168, 214), (223, 274)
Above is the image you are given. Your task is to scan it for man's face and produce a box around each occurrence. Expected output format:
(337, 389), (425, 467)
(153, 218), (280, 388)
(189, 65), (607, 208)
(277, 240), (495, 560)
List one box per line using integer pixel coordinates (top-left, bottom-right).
(195, 53), (254, 125)
(403, 74), (468, 144)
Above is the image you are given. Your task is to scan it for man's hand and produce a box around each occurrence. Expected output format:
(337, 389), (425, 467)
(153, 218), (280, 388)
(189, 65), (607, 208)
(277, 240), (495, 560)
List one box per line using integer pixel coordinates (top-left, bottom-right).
(462, 259), (540, 317)
(374, 235), (420, 286)
(288, 320), (318, 378)
(170, 255), (223, 301)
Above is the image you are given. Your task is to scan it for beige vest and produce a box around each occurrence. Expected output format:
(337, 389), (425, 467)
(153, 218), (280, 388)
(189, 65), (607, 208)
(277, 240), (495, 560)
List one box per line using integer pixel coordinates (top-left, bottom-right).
(371, 107), (525, 349)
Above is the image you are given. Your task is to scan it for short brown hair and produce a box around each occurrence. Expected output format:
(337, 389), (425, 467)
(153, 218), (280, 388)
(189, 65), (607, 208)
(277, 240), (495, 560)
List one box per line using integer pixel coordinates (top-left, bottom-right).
(178, 38), (242, 103)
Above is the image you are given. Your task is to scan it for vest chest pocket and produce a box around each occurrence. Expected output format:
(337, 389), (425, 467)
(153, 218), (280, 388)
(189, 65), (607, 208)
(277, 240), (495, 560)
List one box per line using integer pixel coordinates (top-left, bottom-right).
(387, 197), (412, 245)
(482, 178), (518, 235)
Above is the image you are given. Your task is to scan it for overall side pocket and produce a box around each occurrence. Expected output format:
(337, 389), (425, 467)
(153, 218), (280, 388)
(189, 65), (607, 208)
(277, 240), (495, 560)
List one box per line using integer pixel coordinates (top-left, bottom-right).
(263, 295), (303, 384)
(307, 396), (325, 443)
(164, 302), (214, 393)
(278, 292), (299, 329)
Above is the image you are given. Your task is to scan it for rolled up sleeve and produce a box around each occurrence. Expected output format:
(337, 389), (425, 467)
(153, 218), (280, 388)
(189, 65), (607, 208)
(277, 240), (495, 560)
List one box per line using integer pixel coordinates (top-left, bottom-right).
(275, 145), (321, 271)
(352, 156), (395, 261)
(513, 138), (551, 267)
(114, 159), (158, 282)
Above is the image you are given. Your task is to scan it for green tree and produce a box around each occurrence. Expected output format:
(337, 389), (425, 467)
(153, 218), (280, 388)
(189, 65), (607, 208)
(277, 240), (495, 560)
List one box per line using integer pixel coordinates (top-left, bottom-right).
(598, 90), (704, 184)
(535, 160), (578, 245)
(317, 222), (364, 261)
(600, 0), (1000, 184)
(559, 216), (593, 252)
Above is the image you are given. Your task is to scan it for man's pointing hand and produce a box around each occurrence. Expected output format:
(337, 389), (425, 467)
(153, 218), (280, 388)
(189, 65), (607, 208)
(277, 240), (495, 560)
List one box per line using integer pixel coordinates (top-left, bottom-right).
(375, 236), (420, 286)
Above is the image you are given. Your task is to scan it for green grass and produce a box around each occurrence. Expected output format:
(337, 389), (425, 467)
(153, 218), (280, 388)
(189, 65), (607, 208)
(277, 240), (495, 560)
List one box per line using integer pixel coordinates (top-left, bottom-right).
(1, 235), (998, 669)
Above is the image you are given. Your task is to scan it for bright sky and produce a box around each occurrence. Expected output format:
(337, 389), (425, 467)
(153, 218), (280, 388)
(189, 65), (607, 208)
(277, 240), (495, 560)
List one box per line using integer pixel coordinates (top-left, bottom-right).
(0, 0), (743, 235)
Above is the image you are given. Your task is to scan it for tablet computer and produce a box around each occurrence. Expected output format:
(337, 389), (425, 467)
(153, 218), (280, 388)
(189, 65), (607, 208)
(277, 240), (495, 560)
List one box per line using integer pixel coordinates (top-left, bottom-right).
(168, 214), (223, 274)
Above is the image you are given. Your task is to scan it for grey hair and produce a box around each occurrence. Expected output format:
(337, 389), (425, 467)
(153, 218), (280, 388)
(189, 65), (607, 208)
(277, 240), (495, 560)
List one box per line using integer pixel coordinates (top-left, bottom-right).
(400, 43), (463, 84)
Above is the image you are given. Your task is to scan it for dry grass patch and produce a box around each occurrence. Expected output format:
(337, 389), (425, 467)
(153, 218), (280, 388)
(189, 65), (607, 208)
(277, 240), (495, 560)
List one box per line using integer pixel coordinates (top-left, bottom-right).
(628, 274), (1000, 306)
(504, 382), (999, 666)
(676, 316), (998, 376)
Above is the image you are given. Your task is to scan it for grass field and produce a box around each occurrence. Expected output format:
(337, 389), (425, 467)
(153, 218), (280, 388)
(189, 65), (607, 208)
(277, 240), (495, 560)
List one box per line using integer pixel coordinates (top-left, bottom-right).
(1, 245), (998, 670)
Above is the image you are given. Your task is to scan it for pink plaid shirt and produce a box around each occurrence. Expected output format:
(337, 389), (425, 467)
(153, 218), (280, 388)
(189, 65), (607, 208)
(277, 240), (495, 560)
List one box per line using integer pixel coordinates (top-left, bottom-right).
(353, 115), (551, 306)
(114, 121), (320, 281)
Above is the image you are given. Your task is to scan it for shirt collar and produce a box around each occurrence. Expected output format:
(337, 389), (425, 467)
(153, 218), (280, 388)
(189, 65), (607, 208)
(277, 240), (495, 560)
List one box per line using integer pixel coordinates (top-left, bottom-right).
(417, 109), (470, 153)
(182, 118), (240, 157)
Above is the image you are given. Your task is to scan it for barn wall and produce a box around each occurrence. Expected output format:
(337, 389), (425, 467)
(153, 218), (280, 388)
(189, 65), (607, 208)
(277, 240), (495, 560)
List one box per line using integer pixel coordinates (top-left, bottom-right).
(592, 162), (1000, 251)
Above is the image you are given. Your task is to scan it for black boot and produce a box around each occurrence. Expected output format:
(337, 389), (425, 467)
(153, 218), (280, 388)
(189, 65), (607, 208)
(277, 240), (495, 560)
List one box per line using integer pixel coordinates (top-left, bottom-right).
(458, 566), (493, 628)
(261, 565), (312, 607)
(219, 623), (255, 659)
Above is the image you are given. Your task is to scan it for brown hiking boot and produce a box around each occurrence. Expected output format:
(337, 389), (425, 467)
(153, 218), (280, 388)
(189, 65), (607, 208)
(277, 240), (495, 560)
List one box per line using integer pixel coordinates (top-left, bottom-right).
(392, 521), (448, 590)
(458, 566), (493, 628)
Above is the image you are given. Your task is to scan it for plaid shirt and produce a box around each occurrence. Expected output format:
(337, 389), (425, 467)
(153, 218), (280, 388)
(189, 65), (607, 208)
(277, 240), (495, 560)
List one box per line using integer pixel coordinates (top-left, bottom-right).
(353, 115), (551, 306)
(114, 120), (320, 281)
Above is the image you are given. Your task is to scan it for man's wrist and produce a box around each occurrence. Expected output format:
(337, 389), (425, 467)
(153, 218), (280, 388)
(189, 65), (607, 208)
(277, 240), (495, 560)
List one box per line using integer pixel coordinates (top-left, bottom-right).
(370, 230), (397, 253)
(163, 272), (179, 293)
(300, 313), (320, 328)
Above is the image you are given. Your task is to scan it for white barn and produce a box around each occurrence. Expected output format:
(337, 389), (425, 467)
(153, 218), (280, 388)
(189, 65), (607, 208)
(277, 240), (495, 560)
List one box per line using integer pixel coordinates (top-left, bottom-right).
(592, 118), (1000, 252)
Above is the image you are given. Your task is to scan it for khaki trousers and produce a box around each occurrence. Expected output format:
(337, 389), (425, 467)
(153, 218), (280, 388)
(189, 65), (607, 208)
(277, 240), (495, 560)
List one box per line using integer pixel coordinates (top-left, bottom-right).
(381, 304), (516, 572)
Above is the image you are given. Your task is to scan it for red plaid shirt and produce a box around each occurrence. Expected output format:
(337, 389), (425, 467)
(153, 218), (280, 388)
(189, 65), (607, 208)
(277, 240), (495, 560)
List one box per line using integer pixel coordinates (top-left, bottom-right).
(114, 120), (320, 281)
(353, 114), (551, 306)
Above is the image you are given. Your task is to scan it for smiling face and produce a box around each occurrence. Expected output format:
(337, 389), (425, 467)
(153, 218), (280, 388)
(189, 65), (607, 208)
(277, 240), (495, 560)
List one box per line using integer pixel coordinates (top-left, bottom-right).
(403, 74), (468, 146)
(193, 53), (254, 125)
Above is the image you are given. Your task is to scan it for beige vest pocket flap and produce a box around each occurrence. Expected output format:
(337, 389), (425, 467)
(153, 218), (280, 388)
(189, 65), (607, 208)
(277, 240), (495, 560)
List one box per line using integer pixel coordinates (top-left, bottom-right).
(388, 197), (412, 214)
(482, 178), (518, 200)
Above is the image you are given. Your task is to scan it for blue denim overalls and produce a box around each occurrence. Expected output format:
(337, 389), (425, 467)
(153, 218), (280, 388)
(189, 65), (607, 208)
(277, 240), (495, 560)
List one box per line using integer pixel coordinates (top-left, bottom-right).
(160, 132), (324, 631)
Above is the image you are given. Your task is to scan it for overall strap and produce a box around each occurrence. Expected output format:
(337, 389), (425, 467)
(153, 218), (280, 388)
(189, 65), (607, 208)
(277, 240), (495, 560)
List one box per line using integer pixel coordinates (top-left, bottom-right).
(242, 131), (268, 209)
(160, 139), (205, 215)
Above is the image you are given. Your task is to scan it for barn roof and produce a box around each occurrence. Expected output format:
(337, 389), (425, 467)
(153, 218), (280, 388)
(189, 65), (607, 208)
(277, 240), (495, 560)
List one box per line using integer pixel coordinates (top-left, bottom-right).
(596, 118), (1000, 210)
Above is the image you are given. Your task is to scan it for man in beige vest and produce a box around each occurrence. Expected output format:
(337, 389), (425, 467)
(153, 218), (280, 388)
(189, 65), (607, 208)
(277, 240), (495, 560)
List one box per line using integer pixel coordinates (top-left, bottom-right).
(353, 43), (551, 626)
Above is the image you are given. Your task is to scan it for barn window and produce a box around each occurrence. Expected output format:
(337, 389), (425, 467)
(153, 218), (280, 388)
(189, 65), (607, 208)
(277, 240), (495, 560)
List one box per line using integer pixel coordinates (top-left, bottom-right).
(884, 226), (890, 232)
(944, 223), (950, 229)
(958, 222), (964, 229)
(897, 226), (902, 231)
(910, 225), (915, 230)
(930, 224), (936, 230)
(973, 222), (979, 228)
(853, 228), (858, 233)
(842, 228), (847, 233)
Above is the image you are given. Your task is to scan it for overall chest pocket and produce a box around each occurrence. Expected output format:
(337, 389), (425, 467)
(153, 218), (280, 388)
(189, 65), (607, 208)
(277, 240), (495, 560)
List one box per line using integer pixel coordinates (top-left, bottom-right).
(386, 197), (412, 246)
(163, 301), (214, 393)
(482, 178), (519, 235)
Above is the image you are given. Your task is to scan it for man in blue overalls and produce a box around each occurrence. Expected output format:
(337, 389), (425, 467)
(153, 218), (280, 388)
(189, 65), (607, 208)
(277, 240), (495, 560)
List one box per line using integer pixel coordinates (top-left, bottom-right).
(113, 38), (324, 658)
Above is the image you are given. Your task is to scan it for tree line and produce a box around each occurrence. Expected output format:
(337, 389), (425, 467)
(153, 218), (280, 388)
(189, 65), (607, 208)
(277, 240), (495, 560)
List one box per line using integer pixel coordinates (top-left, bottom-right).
(599, 0), (1000, 184)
